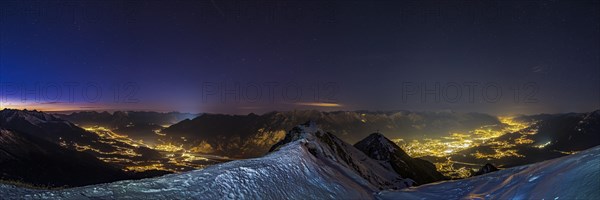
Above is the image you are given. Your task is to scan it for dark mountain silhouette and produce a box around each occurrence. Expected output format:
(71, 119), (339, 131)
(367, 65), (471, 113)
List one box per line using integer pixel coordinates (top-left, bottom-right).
(473, 163), (499, 176)
(354, 133), (447, 185)
(0, 109), (163, 162)
(0, 128), (129, 187)
(0, 109), (100, 145)
(56, 111), (198, 129)
(55, 111), (198, 142)
(523, 110), (600, 151)
(0, 109), (171, 187)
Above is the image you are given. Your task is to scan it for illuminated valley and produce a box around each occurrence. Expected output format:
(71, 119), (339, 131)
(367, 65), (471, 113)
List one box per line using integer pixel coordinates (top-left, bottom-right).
(54, 113), (591, 180)
(74, 117), (545, 178)
(393, 116), (541, 178)
(69, 126), (230, 173)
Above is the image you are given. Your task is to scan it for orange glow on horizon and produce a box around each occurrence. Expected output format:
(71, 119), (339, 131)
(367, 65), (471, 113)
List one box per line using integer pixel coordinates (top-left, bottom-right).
(296, 102), (342, 107)
(0, 102), (87, 112)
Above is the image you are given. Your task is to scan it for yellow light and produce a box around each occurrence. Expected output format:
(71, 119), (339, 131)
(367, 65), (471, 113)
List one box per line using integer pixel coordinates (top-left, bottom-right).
(393, 116), (535, 178)
(534, 141), (551, 149)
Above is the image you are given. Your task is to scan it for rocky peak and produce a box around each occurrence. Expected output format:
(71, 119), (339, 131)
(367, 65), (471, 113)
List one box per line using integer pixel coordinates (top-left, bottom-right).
(269, 122), (415, 189)
(354, 132), (447, 185)
(268, 121), (319, 152)
(473, 163), (499, 176)
(354, 132), (406, 160)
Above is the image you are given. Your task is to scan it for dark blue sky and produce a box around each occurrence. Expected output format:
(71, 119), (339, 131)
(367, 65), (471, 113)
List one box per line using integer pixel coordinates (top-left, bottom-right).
(0, 0), (598, 114)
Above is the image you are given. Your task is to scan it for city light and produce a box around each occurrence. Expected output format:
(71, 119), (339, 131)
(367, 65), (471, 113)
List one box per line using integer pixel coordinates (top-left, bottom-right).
(393, 116), (536, 178)
(78, 126), (222, 173)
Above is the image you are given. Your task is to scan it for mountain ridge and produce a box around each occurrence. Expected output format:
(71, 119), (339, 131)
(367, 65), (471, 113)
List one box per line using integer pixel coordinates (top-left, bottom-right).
(354, 132), (447, 185)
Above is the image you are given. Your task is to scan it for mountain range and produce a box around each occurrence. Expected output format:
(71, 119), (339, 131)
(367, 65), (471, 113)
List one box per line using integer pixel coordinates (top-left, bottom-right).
(55, 109), (600, 178)
(0, 127), (128, 187)
(0, 122), (447, 198)
(0, 109), (169, 187)
(55, 111), (198, 129)
(161, 110), (503, 158)
(1, 122), (597, 199)
(3, 108), (598, 188)
(55, 111), (198, 143)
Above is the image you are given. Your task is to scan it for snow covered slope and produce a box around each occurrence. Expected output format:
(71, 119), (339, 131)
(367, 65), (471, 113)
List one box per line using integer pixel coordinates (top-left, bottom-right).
(376, 145), (600, 200)
(270, 122), (414, 190)
(0, 122), (390, 199)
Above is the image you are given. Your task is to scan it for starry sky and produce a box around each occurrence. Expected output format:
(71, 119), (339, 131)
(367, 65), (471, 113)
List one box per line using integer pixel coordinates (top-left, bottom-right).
(0, 0), (598, 114)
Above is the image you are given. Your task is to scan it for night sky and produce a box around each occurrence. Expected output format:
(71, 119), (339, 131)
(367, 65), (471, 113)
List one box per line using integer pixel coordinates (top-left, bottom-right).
(0, 0), (598, 114)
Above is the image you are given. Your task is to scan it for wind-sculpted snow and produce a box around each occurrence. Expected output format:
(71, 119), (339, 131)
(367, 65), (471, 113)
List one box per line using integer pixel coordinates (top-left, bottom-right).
(376, 145), (600, 200)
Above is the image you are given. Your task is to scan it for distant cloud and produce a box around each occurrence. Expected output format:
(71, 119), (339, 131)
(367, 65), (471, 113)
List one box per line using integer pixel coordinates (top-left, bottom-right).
(40, 101), (62, 105)
(295, 102), (342, 107)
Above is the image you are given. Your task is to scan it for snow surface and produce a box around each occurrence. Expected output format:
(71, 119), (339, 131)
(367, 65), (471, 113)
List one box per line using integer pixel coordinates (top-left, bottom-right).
(286, 123), (414, 189)
(376, 145), (600, 200)
(0, 138), (377, 199)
